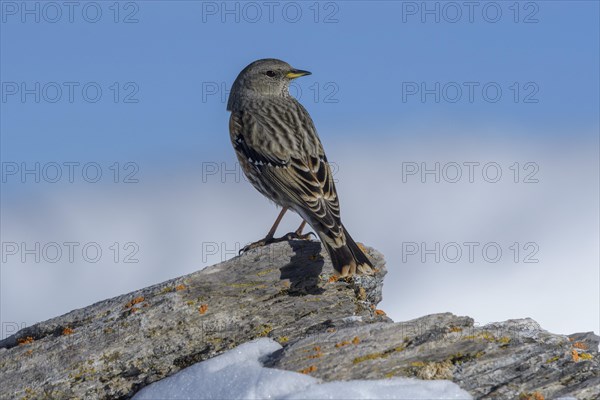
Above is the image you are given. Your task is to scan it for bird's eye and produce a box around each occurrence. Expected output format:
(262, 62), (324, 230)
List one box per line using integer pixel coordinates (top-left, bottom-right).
(265, 70), (276, 77)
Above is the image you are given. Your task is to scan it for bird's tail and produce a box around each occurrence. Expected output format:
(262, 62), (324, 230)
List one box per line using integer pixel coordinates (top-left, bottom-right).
(320, 225), (374, 276)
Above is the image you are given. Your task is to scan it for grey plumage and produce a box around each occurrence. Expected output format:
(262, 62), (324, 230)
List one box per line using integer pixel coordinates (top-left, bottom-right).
(227, 59), (373, 276)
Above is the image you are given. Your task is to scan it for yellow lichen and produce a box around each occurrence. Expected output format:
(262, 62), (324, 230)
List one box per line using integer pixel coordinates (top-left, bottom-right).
(354, 352), (386, 364)
(352, 345), (404, 364)
(257, 324), (272, 337)
(335, 340), (350, 348)
(357, 287), (367, 300)
(415, 360), (453, 380)
(464, 331), (510, 345)
(229, 282), (265, 288)
(257, 268), (276, 277)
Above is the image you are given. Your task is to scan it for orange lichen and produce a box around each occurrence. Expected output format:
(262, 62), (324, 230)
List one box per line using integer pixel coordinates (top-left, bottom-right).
(313, 346), (321, 352)
(335, 340), (351, 348)
(572, 349), (580, 362)
(307, 352), (323, 359)
(124, 296), (145, 309)
(449, 326), (463, 333)
(519, 392), (545, 400)
(328, 276), (338, 283)
(352, 336), (361, 345)
(175, 284), (186, 291)
(299, 365), (317, 374)
(375, 309), (386, 316)
(573, 341), (588, 350)
(198, 304), (209, 315)
(62, 327), (74, 336)
(18, 336), (34, 346)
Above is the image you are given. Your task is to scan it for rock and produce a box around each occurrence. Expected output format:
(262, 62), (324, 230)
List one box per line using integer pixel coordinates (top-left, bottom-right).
(264, 313), (600, 399)
(0, 241), (387, 400)
(1, 240), (598, 400)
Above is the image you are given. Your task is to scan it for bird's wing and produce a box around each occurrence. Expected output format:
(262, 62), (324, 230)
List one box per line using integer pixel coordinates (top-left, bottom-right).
(230, 109), (344, 243)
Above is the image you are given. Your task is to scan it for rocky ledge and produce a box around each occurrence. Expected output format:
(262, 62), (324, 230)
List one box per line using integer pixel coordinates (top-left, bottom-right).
(0, 240), (597, 400)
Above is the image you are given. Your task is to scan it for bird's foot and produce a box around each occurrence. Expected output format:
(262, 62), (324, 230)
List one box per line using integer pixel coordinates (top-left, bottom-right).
(239, 237), (278, 254)
(281, 231), (316, 241)
(239, 232), (316, 254)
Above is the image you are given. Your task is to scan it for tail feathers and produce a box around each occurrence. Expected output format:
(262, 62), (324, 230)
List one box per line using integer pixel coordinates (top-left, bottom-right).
(321, 226), (373, 276)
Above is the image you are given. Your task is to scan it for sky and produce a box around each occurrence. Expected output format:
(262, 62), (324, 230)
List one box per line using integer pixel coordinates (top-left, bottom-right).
(1, 1), (599, 337)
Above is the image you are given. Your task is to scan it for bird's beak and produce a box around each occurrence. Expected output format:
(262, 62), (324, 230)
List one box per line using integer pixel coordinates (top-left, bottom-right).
(286, 69), (311, 79)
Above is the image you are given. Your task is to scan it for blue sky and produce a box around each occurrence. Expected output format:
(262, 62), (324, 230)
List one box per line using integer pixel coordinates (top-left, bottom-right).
(1, 1), (598, 165)
(1, 1), (599, 335)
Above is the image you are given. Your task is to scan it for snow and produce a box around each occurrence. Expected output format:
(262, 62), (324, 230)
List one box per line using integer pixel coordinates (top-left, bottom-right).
(133, 338), (472, 400)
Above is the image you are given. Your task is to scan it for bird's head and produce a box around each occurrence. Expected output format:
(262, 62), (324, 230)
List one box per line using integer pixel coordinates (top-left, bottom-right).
(227, 58), (311, 111)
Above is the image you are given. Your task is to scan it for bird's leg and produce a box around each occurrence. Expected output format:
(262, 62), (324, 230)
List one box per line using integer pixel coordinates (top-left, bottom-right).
(239, 207), (288, 254)
(265, 206), (288, 240)
(295, 220), (307, 235)
(239, 210), (315, 254)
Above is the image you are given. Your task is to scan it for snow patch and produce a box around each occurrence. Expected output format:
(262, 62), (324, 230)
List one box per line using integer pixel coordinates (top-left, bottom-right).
(133, 338), (472, 400)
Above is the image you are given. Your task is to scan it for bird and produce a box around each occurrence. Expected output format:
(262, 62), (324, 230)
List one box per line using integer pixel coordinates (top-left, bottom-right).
(227, 58), (373, 276)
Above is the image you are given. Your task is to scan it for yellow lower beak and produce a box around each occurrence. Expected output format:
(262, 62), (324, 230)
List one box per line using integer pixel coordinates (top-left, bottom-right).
(286, 69), (312, 79)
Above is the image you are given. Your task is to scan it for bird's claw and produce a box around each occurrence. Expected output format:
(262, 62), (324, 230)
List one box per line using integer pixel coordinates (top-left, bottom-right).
(239, 231), (315, 255)
(284, 231), (316, 241)
(239, 238), (274, 254)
